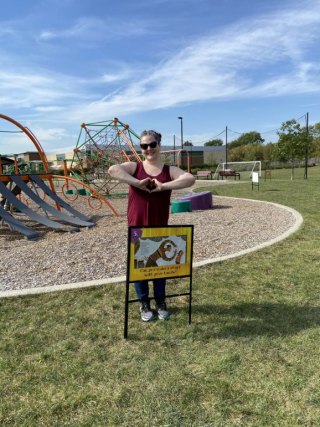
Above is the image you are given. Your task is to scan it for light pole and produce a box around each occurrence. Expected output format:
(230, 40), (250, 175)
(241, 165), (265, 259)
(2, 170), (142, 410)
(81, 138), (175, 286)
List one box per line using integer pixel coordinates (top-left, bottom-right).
(177, 116), (183, 149)
(304, 112), (309, 180)
(225, 125), (228, 169)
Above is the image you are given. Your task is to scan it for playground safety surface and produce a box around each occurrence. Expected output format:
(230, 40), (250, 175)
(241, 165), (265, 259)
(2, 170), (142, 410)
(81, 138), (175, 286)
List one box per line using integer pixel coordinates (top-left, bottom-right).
(0, 182), (302, 298)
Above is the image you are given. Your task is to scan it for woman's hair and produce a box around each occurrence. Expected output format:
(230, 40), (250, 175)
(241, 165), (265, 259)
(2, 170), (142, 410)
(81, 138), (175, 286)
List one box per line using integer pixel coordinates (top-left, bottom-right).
(140, 130), (162, 145)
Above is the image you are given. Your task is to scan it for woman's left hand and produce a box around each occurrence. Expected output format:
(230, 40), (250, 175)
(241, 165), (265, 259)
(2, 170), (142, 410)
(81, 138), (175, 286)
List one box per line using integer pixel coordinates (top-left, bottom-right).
(150, 179), (163, 192)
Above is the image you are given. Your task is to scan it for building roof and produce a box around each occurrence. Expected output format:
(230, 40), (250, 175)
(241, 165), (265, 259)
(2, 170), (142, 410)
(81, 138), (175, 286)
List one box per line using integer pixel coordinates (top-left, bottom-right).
(0, 156), (14, 165)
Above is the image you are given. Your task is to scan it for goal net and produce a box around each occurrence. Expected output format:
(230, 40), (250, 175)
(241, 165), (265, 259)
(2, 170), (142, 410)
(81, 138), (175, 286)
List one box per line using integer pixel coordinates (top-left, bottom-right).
(213, 161), (262, 179)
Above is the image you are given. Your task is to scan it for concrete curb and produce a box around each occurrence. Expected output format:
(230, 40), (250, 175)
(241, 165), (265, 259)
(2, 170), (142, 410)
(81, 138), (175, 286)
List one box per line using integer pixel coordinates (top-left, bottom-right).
(0, 198), (303, 299)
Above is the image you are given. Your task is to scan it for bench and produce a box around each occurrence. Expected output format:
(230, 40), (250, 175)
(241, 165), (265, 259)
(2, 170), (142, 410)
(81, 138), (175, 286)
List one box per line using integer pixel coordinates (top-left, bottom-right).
(218, 169), (240, 180)
(195, 170), (212, 180)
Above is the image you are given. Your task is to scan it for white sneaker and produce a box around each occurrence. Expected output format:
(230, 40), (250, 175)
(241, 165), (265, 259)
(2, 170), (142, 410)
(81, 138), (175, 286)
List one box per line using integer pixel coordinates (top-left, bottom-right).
(156, 302), (170, 320)
(140, 302), (155, 322)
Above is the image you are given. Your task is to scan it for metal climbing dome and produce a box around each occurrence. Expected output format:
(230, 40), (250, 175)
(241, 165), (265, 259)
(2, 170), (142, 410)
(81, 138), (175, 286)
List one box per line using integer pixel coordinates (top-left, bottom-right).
(70, 117), (141, 195)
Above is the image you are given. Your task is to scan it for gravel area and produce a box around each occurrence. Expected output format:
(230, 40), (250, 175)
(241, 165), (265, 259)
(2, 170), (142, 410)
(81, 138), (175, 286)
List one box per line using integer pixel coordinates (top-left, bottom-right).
(0, 182), (298, 291)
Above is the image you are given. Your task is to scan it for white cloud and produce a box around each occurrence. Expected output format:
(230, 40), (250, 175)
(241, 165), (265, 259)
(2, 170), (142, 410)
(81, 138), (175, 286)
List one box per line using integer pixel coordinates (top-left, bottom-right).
(32, 127), (69, 141)
(246, 62), (320, 97)
(0, 132), (36, 155)
(101, 71), (131, 83)
(37, 31), (55, 41)
(66, 0), (320, 121)
(0, 69), (92, 111)
(36, 17), (152, 43)
(34, 106), (66, 112)
(37, 19), (95, 41)
(0, 27), (15, 37)
(0, 125), (74, 154)
(2, 0), (320, 152)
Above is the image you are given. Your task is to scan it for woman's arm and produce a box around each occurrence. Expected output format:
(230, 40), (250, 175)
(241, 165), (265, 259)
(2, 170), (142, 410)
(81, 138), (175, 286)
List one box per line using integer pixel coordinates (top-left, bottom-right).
(108, 162), (151, 191)
(152, 166), (195, 191)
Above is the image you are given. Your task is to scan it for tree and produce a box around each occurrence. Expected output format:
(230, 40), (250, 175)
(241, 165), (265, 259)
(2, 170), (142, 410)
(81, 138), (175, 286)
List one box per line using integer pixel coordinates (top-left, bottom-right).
(228, 145), (247, 162)
(311, 122), (320, 138)
(245, 144), (265, 161)
(264, 143), (277, 162)
(183, 141), (193, 146)
(309, 122), (320, 159)
(204, 139), (223, 146)
(228, 131), (264, 149)
(277, 119), (308, 180)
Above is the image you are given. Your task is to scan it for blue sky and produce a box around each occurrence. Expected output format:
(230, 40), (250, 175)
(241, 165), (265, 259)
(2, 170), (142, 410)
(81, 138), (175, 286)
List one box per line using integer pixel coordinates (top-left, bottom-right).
(1, 0), (320, 154)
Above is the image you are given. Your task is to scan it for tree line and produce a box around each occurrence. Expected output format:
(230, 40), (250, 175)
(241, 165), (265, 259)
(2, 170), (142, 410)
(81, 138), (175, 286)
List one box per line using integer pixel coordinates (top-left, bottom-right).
(203, 120), (320, 166)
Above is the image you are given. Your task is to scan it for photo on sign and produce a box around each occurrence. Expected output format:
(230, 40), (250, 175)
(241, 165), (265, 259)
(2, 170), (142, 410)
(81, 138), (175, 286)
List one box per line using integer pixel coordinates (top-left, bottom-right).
(128, 226), (193, 282)
(133, 235), (187, 269)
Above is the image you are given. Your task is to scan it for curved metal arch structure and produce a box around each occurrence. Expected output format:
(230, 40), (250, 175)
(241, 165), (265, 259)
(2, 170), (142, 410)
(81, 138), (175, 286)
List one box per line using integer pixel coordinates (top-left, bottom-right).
(0, 114), (59, 203)
(51, 175), (119, 216)
(0, 113), (50, 172)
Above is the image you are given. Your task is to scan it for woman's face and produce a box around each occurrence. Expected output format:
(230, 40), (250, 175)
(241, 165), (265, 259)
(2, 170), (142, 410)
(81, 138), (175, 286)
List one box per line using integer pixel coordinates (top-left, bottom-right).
(140, 134), (160, 161)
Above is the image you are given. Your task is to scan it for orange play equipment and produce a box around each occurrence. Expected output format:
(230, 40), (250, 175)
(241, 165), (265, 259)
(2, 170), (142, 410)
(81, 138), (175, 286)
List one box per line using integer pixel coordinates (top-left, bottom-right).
(0, 113), (119, 215)
(0, 114), (121, 239)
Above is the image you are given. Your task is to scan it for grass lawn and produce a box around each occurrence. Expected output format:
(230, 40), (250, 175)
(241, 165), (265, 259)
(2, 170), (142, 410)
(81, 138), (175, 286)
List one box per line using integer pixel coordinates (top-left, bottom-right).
(1, 166), (320, 426)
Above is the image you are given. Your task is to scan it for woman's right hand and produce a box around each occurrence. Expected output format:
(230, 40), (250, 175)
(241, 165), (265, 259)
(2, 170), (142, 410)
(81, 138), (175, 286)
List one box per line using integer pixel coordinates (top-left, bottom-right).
(136, 178), (154, 192)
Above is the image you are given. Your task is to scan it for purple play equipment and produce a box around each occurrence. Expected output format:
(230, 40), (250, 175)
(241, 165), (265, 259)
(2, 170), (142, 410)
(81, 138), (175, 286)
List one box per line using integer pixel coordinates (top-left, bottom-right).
(178, 191), (213, 210)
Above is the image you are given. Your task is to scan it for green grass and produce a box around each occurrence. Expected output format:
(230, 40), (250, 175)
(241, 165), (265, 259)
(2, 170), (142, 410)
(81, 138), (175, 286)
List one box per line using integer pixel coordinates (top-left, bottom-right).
(1, 167), (320, 426)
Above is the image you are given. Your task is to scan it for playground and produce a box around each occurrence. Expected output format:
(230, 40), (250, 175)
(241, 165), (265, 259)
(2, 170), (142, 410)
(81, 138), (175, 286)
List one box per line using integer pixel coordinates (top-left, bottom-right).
(0, 114), (300, 294)
(2, 114), (320, 426)
(1, 169), (320, 426)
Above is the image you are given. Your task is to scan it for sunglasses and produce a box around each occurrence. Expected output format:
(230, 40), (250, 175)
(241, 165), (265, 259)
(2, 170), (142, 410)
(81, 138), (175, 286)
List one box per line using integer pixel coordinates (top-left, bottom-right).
(140, 141), (158, 150)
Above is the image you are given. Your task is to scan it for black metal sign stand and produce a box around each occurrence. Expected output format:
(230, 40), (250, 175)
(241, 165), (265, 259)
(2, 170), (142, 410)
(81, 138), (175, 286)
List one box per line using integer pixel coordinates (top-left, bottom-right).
(124, 225), (194, 339)
(252, 181), (259, 191)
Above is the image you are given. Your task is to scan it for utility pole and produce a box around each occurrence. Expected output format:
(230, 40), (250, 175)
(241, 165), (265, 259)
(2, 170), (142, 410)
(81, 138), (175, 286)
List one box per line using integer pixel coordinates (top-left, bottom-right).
(304, 112), (309, 180)
(225, 126), (228, 169)
(178, 117), (183, 149)
(173, 134), (176, 165)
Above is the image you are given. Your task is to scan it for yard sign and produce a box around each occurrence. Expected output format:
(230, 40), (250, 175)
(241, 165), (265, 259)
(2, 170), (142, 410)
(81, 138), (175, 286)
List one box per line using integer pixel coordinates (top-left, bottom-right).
(124, 225), (194, 338)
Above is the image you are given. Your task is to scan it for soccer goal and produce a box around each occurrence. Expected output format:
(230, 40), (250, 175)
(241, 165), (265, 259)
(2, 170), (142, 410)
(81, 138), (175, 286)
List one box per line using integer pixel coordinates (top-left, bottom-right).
(213, 161), (262, 180)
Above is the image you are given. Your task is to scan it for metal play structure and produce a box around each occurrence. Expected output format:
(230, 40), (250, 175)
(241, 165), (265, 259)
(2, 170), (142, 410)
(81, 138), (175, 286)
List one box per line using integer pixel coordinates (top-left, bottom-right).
(0, 114), (119, 240)
(0, 114), (192, 239)
(69, 117), (142, 195)
(68, 118), (191, 196)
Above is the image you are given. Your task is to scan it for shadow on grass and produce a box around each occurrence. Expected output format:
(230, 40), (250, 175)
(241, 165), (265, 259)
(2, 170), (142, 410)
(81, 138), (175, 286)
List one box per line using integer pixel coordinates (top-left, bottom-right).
(192, 302), (320, 338)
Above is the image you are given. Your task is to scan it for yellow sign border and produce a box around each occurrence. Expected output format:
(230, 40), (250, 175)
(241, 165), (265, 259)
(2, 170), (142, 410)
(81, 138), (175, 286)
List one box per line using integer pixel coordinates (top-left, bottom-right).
(128, 225), (193, 282)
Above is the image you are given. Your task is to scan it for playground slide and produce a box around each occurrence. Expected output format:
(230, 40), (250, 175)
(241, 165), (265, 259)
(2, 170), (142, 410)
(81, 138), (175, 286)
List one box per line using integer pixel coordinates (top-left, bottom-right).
(30, 175), (92, 222)
(0, 181), (80, 233)
(0, 204), (39, 240)
(10, 176), (95, 229)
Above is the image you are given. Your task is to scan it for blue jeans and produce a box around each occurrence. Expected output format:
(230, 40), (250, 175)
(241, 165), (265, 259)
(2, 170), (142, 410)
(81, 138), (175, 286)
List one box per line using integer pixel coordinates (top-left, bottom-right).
(135, 279), (166, 304)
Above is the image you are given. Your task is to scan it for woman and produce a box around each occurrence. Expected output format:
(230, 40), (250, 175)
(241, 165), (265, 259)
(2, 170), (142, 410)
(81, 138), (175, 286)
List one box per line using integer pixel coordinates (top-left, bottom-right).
(108, 130), (195, 321)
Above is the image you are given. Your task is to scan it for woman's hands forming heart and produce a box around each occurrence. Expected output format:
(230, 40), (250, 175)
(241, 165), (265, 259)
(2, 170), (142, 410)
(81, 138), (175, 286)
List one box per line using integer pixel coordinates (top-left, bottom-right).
(137, 178), (163, 193)
(146, 179), (157, 191)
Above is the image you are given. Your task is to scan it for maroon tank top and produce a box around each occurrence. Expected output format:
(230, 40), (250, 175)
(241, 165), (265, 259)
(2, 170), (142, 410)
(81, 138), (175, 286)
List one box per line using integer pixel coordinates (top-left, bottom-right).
(128, 163), (172, 226)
